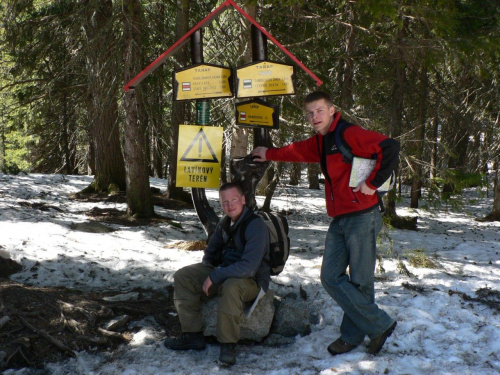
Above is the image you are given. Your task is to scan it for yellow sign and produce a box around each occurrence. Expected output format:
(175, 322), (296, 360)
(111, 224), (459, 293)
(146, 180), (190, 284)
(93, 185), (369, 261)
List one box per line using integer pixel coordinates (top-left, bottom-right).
(176, 125), (223, 188)
(235, 60), (295, 98)
(236, 99), (279, 129)
(174, 64), (233, 101)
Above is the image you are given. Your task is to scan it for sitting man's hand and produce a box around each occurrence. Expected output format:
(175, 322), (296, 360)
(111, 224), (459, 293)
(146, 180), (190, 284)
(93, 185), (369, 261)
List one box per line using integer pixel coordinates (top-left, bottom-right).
(202, 276), (213, 296)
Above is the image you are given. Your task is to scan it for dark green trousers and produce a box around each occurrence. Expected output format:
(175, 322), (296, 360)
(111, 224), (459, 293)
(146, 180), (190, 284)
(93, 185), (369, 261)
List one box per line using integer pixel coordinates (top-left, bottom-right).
(173, 263), (260, 343)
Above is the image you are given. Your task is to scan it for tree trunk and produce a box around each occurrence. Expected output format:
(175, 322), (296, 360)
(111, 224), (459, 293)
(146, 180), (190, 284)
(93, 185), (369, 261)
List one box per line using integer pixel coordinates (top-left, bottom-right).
(385, 16), (408, 218)
(122, 0), (154, 218)
(230, 126), (249, 161)
(151, 88), (164, 178)
(481, 157), (500, 221)
(167, 0), (190, 200)
(410, 66), (428, 208)
(229, 5), (255, 164)
(289, 163), (301, 185)
(220, 131), (228, 184)
(307, 163), (320, 189)
(341, 5), (355, 111)
(442, 113), (470, 196)
(83, 0), (126, 194)
(429, 115), (438, 180)
(61, 97), (77, 175)
(261, 163), (283, 212)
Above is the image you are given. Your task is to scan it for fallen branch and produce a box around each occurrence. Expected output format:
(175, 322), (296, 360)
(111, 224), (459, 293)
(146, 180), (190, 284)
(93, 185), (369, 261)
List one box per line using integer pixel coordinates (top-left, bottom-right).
(58, 301), (94, 322)
(448, 289), (500, 311)
(17, 315), (76, 357)
(402, 282), (426, 293)
(77, 335), (110, 346)
(5, 345), (32, 367)
(97, 327), (131, 341)
(60, 312), (86, 335)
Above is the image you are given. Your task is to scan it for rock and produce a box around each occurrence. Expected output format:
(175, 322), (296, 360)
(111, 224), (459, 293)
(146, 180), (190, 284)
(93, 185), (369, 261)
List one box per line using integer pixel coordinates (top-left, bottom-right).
(271, 296), (311, 337)
(202, 290), (275, 342)
(0, 257), (22, 278)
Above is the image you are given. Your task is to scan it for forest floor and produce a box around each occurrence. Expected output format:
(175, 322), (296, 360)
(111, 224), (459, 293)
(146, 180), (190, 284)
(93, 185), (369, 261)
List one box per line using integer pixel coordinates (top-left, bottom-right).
(0, 194), (194, 371)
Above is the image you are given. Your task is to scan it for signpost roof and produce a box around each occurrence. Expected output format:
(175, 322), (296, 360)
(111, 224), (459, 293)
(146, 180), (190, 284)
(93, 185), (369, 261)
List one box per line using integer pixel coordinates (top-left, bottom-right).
(123, 0), (322, 91)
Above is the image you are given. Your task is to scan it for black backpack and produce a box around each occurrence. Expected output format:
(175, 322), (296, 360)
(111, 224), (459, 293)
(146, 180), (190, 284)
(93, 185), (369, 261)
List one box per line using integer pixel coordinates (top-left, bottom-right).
(240, 211), (290, 276)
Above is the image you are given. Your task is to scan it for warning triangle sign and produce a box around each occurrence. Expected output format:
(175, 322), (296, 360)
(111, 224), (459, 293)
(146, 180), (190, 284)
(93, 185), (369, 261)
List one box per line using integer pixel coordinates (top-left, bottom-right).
(180, 128), (219, 163)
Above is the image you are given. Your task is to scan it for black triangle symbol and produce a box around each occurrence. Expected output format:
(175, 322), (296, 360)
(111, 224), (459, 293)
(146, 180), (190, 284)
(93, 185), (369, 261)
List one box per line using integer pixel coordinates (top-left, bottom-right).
(180, 128), (219, 163)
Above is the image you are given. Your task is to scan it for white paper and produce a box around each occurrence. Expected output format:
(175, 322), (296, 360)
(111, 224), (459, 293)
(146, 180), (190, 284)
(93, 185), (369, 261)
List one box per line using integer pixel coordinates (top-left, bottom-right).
(243, 288), (266, 318)
(349, 156), (391, 191)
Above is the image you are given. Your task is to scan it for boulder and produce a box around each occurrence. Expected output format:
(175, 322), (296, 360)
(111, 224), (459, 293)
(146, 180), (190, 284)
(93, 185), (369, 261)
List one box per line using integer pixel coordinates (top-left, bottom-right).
(271, 295), (311, 337)
(202, 290), (275, 342)
(201, 288), (315, 343)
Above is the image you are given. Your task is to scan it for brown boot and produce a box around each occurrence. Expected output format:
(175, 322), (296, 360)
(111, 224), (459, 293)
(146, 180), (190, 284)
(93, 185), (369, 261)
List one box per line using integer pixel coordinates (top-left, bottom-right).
(327, 338), (357, 356)
(368, 321), (397, 355)
(164, 332), (206, 350)
(219, 343), (237, 366)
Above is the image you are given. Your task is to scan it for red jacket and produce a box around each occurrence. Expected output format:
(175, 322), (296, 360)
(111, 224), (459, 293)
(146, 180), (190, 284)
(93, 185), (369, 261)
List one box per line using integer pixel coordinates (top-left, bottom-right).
(266, 112), (400, 218)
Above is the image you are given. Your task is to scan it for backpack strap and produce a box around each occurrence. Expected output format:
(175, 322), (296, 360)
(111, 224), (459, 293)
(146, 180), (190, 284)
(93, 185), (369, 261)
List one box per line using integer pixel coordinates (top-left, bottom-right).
(334, 120), (355, 163)
(240, 211), (274, 269)
(225, 212), (259, 248)
(315, 135), (330, 186)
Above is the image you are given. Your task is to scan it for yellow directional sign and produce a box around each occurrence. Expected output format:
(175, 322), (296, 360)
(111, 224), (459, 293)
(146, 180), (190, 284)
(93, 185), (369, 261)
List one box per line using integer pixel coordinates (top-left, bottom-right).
(236, 99), (279, 129)
(235, 60), (295, 98)
(174, 64), (233, 101)
(176, 125), (223, 188)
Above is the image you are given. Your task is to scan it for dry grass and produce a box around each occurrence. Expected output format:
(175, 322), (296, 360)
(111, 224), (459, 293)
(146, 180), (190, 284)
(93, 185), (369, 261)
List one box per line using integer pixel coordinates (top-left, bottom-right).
(164, 240), (207, 251)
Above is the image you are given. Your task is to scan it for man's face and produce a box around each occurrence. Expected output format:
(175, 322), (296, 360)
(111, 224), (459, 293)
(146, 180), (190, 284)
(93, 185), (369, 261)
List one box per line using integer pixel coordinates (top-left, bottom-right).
(220, 187), (246, 222)
(305, 99), (336, 135)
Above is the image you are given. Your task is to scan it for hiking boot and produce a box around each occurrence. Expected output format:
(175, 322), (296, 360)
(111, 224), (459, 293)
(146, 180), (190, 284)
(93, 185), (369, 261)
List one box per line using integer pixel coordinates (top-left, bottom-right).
(219, 343), (237, 366)
(368, 321), (397, 355)
(164, 332), (206, 350)
(327, 338), (357, 356)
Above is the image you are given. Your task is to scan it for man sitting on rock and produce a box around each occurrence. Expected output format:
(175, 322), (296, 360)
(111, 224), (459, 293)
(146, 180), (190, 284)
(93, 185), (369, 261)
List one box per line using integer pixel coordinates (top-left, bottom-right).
(164, 182), (270, 366)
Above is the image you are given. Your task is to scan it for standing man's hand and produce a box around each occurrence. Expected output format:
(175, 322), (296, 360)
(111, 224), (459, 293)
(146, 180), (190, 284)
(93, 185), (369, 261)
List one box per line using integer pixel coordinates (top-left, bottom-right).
(353, 181), (376, 195)
(251, 147), (268, 162)
(202, 276), (213, 296)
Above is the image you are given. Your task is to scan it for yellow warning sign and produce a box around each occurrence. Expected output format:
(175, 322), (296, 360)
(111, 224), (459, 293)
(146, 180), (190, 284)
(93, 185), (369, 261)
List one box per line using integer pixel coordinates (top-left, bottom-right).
(235, 60), (295, 98)
(176, 125), (223, 188)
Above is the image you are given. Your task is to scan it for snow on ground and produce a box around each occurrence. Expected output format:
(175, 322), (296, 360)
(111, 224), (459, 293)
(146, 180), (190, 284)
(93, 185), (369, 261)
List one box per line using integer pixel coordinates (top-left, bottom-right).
(0, 173), (499, 375)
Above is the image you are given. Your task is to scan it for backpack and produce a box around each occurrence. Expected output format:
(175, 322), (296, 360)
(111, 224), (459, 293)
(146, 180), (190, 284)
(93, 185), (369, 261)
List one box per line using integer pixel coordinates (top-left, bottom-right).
(240, 211), (290, 276)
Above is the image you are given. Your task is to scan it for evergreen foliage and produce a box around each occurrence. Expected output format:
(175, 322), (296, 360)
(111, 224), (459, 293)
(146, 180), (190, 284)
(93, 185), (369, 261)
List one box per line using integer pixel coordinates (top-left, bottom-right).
(0, 0), (498, 214)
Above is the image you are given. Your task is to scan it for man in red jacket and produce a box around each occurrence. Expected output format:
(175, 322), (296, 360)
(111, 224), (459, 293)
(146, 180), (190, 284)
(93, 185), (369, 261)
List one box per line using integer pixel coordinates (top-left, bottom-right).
(251, 91), (399, 356)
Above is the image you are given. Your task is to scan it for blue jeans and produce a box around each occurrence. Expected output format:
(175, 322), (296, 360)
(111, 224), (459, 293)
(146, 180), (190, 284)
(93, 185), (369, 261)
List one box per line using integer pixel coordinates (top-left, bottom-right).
(320, 208), (395, 345)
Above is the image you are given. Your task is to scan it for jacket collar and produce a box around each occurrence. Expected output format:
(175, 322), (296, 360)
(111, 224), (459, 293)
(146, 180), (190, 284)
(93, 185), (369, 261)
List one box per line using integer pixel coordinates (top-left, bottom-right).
(221, 205), (251, 232)
(327, 112), (342, 133)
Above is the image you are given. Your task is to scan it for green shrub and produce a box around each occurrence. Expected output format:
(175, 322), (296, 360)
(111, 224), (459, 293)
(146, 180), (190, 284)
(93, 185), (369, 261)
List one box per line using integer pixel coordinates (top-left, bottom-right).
(405, 248), (438, 269)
